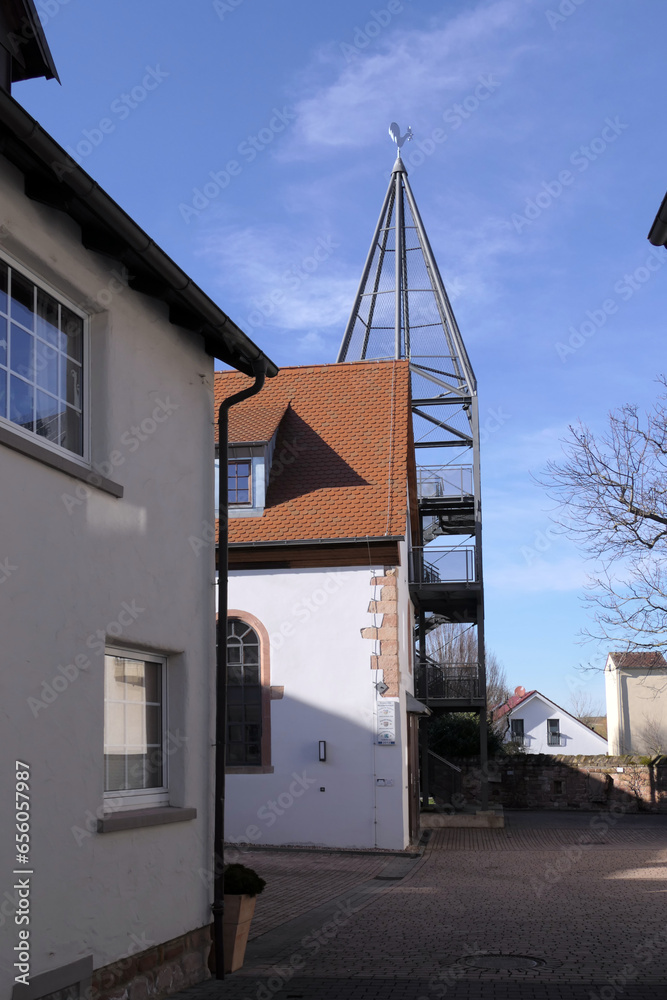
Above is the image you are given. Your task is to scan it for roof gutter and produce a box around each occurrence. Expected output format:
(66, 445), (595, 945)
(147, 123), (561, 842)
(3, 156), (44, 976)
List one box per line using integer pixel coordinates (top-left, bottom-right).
(228, 534), (405, 549)
(0, 90), (278, 378)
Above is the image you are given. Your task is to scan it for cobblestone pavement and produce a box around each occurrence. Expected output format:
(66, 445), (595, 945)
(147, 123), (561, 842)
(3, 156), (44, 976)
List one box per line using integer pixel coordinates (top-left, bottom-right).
(242, 849), (403, 939)
(171, 814), (667, 1000)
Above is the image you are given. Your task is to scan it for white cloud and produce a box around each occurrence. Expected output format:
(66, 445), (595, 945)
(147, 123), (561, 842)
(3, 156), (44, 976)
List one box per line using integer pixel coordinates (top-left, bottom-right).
(196, 223), (357, 342)
(280, 0), (523, 160)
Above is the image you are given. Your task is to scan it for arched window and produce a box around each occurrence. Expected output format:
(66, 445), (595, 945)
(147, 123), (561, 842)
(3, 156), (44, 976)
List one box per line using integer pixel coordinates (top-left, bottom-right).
(227, 618), (262, 765)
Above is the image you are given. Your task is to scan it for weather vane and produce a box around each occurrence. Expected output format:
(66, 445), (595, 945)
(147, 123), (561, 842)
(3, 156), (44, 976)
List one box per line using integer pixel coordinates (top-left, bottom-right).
(388, 122), (413, 150)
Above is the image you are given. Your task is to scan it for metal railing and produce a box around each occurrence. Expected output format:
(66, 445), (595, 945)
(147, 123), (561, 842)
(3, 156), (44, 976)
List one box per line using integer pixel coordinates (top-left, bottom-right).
(411, 546), (476, 584)
(417, 464), (473, 501)
(415, 660), (482, 701)
(547, 733), (565, 747)
(509, 732), (528, 746)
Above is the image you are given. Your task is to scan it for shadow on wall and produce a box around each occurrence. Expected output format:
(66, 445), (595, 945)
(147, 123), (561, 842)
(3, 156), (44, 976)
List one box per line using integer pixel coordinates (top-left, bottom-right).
(222, 691), (409, 852)
(431, 755), (667, 813)
(266, 410), (368, 506)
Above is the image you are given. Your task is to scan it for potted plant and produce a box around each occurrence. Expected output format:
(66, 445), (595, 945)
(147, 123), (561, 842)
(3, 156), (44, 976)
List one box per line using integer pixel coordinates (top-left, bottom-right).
(219, 863), (266, 974)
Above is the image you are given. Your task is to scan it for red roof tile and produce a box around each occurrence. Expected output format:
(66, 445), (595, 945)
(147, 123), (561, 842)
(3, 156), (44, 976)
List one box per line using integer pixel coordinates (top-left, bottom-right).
(215, 360), (413, 544)
(227, 401), (288, 444)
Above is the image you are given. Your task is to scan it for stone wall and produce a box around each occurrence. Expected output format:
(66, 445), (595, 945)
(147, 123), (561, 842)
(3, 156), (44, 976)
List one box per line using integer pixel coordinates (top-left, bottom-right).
(445, 755), (667, 813)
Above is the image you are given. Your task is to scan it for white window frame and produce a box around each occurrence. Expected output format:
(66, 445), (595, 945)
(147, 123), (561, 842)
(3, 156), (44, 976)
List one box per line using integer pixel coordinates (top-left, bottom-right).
(103, 646), (169, 813)
(0, 248), (90, 466)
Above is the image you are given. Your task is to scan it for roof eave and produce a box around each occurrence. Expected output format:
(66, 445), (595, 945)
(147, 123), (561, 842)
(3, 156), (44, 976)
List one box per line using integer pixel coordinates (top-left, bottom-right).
(648, 191), (667, 247)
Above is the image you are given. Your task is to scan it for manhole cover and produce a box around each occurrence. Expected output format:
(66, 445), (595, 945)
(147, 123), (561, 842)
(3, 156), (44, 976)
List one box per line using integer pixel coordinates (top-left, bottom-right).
(465, 954), (545, 970)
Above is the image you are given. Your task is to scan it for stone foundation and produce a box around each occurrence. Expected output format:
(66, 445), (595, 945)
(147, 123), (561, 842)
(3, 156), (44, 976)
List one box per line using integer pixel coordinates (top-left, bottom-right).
(53, 926), (213, 1000)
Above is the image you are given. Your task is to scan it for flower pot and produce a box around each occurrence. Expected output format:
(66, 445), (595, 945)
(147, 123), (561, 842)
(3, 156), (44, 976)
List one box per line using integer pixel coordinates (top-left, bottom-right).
(222, 893), (257, 973)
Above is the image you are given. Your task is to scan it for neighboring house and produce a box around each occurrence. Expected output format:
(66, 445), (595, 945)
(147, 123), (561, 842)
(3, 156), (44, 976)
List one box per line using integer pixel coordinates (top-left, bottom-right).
(0, 10), (275, 1000)
(216, 360), (424, 850)
(493, 687), (608, 755)
(605, 651), (667, 755)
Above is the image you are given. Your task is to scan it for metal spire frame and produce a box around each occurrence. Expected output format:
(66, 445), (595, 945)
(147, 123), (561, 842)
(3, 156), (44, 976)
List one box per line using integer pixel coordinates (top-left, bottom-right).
(338, 126), (488, 810)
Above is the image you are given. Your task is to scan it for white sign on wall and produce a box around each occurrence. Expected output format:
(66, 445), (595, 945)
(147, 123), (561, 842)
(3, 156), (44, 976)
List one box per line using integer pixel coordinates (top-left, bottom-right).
(376, 701), (397, 745)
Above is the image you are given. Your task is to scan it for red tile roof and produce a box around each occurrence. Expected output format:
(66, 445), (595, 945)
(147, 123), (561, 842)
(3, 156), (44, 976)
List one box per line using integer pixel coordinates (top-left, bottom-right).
(492, 687), (537, 720)
(215, 360), (413, 545)
(608, 651), (667, 670)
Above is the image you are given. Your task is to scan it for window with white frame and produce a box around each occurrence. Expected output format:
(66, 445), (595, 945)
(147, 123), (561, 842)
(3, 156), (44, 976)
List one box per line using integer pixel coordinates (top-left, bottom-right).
(0, 257), (86, 457)
(104, 649), (168, 809)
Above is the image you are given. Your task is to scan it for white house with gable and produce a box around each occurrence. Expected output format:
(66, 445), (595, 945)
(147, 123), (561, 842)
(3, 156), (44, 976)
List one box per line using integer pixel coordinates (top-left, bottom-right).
(493, 687), (608, 755)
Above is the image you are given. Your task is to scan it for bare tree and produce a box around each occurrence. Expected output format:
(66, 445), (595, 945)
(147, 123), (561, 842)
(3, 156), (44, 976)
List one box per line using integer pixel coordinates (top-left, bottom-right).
(543, 376), (667, 651)
(425, 622), (510, 707)
(568, 689), (604, 728)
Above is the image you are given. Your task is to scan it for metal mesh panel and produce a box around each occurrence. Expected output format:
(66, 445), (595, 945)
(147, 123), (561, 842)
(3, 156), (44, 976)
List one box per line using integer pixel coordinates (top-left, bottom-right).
(340, 170), (474, 392)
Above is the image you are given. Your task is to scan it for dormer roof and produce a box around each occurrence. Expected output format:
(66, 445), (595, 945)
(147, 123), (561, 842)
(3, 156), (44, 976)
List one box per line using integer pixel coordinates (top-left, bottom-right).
(223, 401), (289, 447)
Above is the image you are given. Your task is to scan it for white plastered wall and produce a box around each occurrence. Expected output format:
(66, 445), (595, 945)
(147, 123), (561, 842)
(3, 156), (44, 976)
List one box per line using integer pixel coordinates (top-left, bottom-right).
(0, 155), (216, 987)
(605, 664), (667, 754)
(226, 558), (412, 850)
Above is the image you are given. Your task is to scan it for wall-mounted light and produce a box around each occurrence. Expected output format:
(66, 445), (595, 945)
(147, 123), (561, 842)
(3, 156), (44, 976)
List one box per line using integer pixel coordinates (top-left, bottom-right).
(318, 740), (327, 762)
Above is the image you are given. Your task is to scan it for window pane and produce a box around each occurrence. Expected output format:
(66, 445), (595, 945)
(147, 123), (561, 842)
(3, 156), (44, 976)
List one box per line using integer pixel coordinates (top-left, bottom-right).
(35, 340), (58, 394)
(10, 273), (34, 330)
(226, 619), (263, 765)
(0, 316), (6, 366)
(35, 391), (61, 443)
(36, 289), (60, 347)
(10, 326), (33, 378)
(0, 260), (7, 314)
(143, 753), (163, 789)
(62, 405), (82, 455)
(0, 368), (6, 418)
(144, 662), (162, 703)
(63, 360), (82, 409)
(244, 663), (260, 685)
(9, 375), (33, 430)
(228, 663), (243, 685)
(61, 306), (83, 361)
(236, 489), (249, 503)
(104, 653), (165, 794)
(105, 752), (127, 791)
(145, 705), (161, 746)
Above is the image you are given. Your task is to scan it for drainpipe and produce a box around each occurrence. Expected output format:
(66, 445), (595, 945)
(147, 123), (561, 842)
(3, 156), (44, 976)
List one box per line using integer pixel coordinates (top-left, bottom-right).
(212, 358), (267, 979)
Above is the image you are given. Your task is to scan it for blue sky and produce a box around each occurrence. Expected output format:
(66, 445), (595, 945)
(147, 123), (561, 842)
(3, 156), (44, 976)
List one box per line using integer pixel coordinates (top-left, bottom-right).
(16, 0), (667, 712)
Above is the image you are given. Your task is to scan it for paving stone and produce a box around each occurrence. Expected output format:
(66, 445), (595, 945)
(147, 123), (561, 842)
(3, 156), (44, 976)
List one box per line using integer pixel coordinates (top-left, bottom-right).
(169, 814), (667, 1000)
